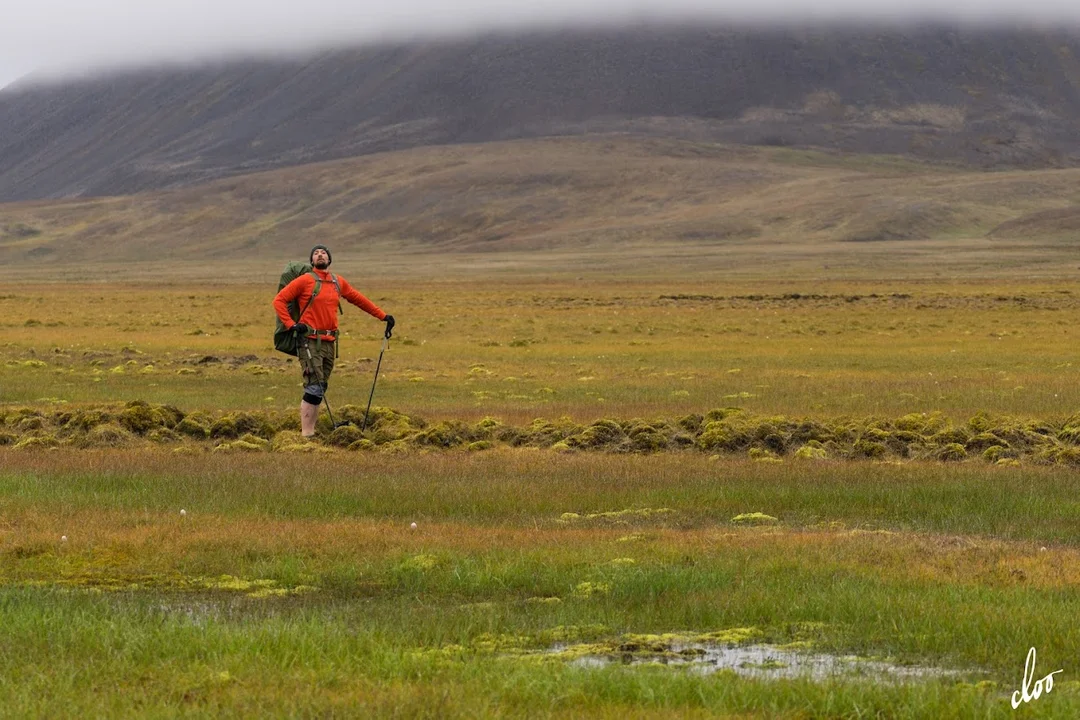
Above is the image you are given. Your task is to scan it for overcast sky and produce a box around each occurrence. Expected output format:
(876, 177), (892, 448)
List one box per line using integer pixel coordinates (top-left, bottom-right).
(4, 0), (1080, 90)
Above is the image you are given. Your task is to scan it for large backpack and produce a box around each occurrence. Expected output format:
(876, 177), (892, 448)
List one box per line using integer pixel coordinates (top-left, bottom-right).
(273, 261), (342, 355)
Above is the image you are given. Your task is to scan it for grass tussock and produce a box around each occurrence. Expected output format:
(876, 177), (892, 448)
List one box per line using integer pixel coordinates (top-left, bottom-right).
(7, 400), (1080, 466)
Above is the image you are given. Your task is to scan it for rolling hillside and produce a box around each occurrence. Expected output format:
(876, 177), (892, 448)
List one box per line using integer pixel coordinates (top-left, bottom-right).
(1, 135), (1078, 278)
(3, 25), (1080, 202)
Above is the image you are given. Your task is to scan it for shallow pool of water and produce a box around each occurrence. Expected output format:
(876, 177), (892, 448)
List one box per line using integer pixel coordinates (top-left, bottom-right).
(561, 643), (967, 682)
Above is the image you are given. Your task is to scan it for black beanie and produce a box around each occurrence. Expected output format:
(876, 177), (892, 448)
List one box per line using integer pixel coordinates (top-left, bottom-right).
(310, 244), (332, 266)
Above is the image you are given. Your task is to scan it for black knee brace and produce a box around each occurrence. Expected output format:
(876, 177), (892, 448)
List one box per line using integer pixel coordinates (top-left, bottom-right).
(302, 392), (323, 405)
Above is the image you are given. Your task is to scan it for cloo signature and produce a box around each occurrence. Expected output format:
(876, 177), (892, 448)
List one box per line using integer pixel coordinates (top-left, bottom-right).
(1011, 647), (1063, 709)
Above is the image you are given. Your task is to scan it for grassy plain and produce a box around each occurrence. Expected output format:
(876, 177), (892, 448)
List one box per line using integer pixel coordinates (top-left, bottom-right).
(4, 273), (1080, 717)
(5, 137), (1080, 716)
(2, 276), (1080, 421)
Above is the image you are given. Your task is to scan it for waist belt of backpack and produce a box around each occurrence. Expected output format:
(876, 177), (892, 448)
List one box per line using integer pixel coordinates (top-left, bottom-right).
(308, 329), (339, 357)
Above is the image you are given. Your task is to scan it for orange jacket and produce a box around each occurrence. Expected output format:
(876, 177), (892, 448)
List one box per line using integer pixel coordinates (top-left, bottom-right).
(273, 269), (385, 339)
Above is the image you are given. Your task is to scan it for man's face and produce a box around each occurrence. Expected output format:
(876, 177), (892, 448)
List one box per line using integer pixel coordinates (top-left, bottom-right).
(312, 249), (330, 269)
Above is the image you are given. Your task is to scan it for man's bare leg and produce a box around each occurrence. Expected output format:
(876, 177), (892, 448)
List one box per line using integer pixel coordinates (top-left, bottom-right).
(301, 399), (320, 437)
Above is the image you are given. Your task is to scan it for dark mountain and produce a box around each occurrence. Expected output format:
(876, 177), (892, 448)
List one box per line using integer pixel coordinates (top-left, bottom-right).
(3, 24), (1080, 202)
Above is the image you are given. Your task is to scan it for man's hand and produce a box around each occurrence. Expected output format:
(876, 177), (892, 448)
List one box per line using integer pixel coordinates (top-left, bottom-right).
(383, 315), (395, 338)
(292, 322), (309, 335)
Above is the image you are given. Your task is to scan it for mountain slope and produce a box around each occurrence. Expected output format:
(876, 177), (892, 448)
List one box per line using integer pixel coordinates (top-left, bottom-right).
(2, 136), (1079, 271)
(3, 25), (1080, 202)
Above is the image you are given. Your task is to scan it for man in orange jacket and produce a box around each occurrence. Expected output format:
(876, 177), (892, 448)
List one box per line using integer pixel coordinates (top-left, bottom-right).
(273, 245), (395, 437)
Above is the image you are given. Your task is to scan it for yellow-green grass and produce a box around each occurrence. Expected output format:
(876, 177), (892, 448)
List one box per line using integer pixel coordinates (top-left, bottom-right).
(3, 452), (1080, 717)
(3, 278), (1080, 422)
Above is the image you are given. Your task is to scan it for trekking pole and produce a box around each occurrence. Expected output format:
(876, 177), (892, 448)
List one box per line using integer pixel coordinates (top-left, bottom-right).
(361, 332), (390, 433)
(322, 394), (340, 428)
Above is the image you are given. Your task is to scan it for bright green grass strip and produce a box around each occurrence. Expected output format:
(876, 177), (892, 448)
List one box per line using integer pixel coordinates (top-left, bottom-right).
(3, 454), (1080, 542)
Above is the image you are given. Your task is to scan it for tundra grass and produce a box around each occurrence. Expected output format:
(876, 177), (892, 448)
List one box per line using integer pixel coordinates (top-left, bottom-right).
(2, 451), (1080, 717)
(3, 277), (1080, 420)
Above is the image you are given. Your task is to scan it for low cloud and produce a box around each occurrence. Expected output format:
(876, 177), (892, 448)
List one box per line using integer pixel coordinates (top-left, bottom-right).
(4, 0), (1080, 85)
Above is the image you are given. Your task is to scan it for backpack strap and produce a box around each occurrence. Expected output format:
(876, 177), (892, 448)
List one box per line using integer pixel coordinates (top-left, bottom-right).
(293, 273), (321, 343)
(303, 271), (325, 351)
(330, 273), (342, 356)
(330, 273), (343, 315)
(298, 272), (322, 320)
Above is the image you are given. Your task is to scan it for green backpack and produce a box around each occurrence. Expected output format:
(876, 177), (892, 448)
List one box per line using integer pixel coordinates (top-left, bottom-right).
(273, 261), (342, 356)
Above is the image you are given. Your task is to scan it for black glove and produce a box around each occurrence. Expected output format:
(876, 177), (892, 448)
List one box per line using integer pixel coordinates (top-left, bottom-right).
(383, 315), (395, 338)
(292, 322), (309, 335)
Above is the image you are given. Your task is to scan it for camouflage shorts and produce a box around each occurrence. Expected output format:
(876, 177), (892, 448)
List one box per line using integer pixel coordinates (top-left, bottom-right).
(297, 339), (336, 389)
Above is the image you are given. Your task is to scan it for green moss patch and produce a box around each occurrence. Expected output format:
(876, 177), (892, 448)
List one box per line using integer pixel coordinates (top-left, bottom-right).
(8, 401), (1080, 466)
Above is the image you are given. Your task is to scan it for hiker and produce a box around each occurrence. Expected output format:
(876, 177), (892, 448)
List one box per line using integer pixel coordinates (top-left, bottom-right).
(273, 244), (395, 438)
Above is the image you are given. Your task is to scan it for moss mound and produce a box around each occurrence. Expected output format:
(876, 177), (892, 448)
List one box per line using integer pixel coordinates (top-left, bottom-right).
(80, 423), (136, 448)
(176, 413), (212, 438)
(117, 401), (183, 434)
(6, 401), (1080, 465)
(328, 424), (365, 447)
